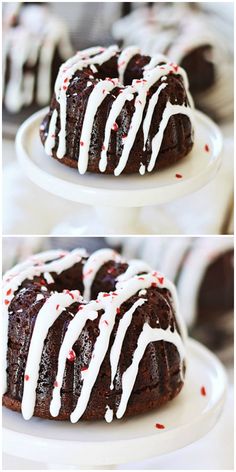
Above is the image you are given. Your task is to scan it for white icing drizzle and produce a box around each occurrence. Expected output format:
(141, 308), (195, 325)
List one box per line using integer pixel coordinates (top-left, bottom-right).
(44, 109), (58, 156)
(3, 5), (73, 112)
(50, 303), (98, 418)
(78, 79), (118, 174)
(142, 82), (167, 149)
(4, 249), (187, 422)
(43, 45), (194, 175)
(104, 405), (113, 423)
(99, 86), (134, 172)
(116, 324), (185, 419)
(147, 101), (193, 172)
(116, 259), (152, 282)
(139, 163), (146, 175)
(118, 46), (140, 83)
(83, 248), (123, 301)
(114, 84), (147, 176)
(21, 290), (82, 420)
(43, 272), (54, 284)
(109, 298), (147, 390)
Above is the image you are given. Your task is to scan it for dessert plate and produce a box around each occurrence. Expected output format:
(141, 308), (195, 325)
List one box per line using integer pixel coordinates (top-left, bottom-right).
(3, 339), (227, 469)
(16, 108), (222, 208)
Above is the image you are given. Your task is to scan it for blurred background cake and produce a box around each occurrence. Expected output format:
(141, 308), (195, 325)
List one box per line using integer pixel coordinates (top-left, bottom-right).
(113, 236), (234, 363)
(3, 2), (73, 125)
(112, 2), (233, 123)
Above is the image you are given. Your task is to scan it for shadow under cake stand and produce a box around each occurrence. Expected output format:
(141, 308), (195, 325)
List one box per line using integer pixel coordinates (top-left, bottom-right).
(16, 108), (223, 234)
(3, 339), (227, 470)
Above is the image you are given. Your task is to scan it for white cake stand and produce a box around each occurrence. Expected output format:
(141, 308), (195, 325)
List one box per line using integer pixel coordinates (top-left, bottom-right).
(3, 339), (227, 470)
(15, 108), (223, 234)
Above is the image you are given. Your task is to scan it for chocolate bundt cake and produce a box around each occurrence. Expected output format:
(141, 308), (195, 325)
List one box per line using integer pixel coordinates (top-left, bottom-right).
(3, 248), (186, 423)
(3, 3), (73, 113)
(40, 45), (194, 176)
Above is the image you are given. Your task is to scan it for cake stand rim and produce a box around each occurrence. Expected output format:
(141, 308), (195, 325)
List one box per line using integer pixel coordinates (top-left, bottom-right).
(2, 338), (227, 467)
(15, 108), (223, 207)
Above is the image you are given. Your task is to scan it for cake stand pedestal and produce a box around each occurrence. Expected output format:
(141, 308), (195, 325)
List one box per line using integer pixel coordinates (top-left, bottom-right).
(3, 339), (227, 470)
(16, 109), (222, 234)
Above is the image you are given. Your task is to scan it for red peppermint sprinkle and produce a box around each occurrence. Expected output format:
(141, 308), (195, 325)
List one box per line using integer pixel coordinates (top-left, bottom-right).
(104, 320), (109, 326)
(151, 282), (157, 288)
(56, 304), (60, 310)
(63, 85), (67, 91)
(25, 374), (30, 381)
(67, 350), (76, 362)
(112, 122), (119, 131)
(170, 63), (179, 72)
(54, 381), (59, 387)
(64, 78), (68, 83)
(116, 308), (121, 315)
(6, 288), (12, 296)
(204, 144), (210, 152)
(157, 277), (164, 285)
(4, 299), (10, 305)
(155, 423), (165, 430)
(103, 293), (110, 298)
(81, 366), (88, 372)
(201, 386), (207, 396)
(40, 279), (46, 285)
(138, 277), (145, 280)
(122, 134), (127, 140)
(80, 141), (84, 146)
(175, 173), (183, 179)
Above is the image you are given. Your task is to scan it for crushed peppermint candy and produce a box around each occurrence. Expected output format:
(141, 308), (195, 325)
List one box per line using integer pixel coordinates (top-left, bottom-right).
(112, 122), (119, 131)
(155, 423), (165, 430)
(175, 173), (183, 179)
(204, 144), (210, 152)
(67, 349), (76, 362)
(201, 386), (207, 396)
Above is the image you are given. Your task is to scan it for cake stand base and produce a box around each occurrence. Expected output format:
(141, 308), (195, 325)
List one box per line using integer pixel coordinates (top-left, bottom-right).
(3, 339), (227, 469)
(16, 109), (222, 234)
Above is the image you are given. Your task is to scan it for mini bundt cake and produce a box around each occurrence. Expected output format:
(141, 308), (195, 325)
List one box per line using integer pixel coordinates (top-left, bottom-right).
(40, 45), (194, 176)
(3, 248), (186, 423)
(3, 3), (73, 113)
(112, 4), (233, 122)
